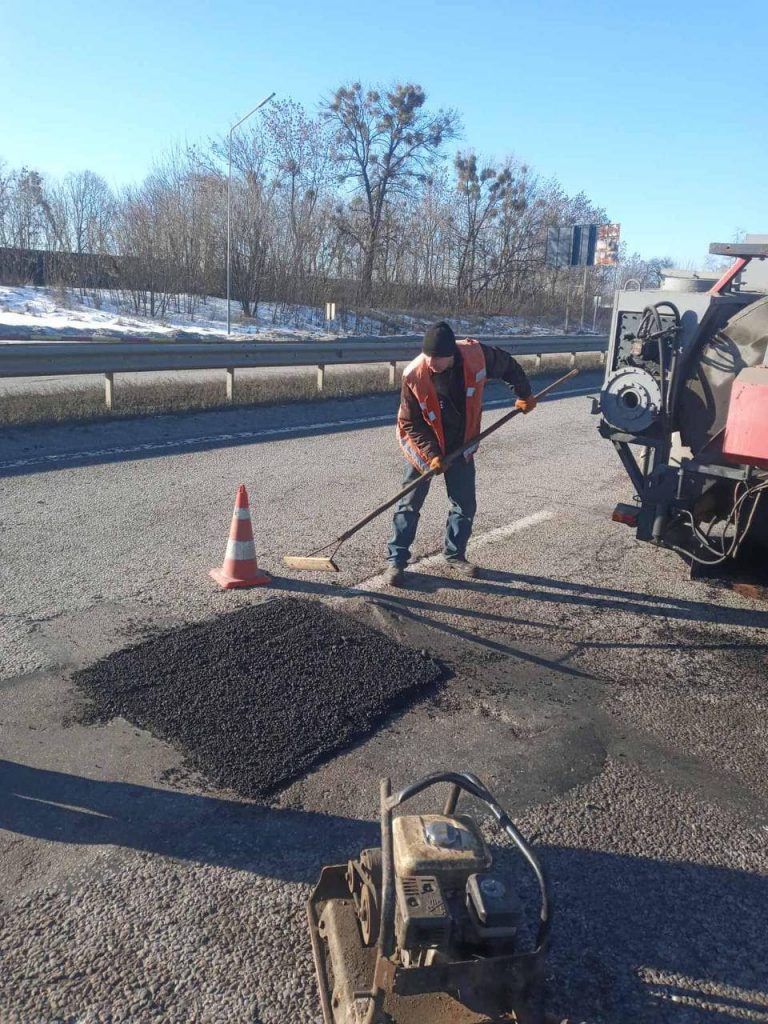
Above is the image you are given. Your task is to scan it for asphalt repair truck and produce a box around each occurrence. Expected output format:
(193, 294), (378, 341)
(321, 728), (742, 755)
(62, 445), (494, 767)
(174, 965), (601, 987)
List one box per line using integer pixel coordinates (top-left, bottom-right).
(597, 240), (768, 592)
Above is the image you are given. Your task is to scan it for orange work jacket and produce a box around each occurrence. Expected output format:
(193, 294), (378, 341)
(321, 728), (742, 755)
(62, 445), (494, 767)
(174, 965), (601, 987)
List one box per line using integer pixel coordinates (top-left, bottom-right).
(397, 339), (487, 471)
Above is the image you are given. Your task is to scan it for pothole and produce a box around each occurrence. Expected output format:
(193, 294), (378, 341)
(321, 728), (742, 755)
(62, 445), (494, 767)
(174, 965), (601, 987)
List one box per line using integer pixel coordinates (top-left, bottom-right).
(73, 597), (444, 798)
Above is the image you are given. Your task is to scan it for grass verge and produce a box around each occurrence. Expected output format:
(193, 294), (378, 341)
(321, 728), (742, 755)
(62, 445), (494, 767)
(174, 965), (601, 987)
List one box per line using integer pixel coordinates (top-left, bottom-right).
(0, 354), (602, 428)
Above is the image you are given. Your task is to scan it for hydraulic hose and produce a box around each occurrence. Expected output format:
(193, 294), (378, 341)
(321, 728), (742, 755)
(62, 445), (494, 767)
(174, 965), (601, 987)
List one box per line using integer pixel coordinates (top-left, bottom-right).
(636, 301), (681, 421)
(665, 479), (768, 565)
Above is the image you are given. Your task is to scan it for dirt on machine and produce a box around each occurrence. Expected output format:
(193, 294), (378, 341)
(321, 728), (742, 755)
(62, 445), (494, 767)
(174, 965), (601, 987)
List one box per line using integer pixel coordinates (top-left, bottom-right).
(307, 771), (562, 1024)
(597, 240), (768, 590)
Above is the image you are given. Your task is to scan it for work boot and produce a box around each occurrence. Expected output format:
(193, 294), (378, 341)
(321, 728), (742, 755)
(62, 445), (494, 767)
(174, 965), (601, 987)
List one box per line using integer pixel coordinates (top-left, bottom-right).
(444, 558), (479, 578)
(386, 565), (408, 587)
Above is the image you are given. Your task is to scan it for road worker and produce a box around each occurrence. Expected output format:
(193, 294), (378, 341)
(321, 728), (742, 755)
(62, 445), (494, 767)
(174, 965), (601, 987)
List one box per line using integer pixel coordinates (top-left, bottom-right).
(387, 320), (536, 586)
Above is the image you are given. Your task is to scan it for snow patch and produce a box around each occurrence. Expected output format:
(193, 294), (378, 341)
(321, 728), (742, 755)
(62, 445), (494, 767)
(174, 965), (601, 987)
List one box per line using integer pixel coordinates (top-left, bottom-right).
(0, 285), (563, 341)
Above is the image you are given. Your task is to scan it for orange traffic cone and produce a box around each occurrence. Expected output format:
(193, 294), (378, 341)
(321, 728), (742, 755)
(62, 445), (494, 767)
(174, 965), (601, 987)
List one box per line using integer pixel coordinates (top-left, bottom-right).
(209, 484), (271, 589)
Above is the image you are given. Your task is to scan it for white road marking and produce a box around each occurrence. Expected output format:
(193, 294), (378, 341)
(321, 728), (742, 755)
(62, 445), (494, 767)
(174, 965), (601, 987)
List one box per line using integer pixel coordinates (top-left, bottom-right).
(355, 509), (554, 590)
(0, 387), (594, 472)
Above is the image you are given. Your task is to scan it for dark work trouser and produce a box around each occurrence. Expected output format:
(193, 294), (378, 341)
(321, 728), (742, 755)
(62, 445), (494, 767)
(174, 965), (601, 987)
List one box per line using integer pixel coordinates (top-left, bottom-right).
(387, 458), (477, 567)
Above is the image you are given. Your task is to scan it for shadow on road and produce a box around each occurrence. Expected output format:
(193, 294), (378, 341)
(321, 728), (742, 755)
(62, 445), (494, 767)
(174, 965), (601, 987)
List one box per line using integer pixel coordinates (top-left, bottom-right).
(273, 573), (597, 681)
(539, 843), (768, 1023)
(478, 568), (768, 629)
(3, 758), (766, 1023)
(329, 566), (768, 632)
(0, 758), (375, 882)
(270, 571), (768, 681)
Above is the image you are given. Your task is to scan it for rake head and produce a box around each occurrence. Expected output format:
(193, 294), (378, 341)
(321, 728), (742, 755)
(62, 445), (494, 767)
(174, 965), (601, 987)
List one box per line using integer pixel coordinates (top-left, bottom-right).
(283, 555), (340, 572)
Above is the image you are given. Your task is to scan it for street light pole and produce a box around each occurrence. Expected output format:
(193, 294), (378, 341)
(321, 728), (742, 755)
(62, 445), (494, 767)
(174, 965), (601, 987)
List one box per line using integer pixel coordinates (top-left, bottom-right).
(226, 92), (275, 336)
(579, 263), (589, 331)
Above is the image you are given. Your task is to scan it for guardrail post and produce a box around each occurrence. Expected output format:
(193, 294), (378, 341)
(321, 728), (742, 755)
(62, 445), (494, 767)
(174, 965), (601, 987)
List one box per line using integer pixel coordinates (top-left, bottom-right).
(569, 352), (577, 369)
(0, 336), (609, 394)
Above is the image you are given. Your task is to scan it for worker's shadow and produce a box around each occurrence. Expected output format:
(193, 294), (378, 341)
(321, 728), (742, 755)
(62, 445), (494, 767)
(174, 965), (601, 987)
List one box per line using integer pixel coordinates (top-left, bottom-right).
(378, 568), (768, 631)
(2, 758), (767, 1022)
(0, 758), (378, 883)
(276, 568), (768, 633)
(477, 568), (768, 630)
(273, 572), (768, 689)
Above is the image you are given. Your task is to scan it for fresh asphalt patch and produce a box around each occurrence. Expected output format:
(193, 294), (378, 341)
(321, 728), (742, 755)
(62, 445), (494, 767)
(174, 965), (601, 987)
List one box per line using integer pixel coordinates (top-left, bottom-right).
(73, 597), (443, 798)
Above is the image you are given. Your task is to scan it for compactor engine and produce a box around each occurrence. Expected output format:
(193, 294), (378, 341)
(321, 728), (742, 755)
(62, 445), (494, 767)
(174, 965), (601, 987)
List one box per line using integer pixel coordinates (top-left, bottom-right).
(307, 772), (553, 1024)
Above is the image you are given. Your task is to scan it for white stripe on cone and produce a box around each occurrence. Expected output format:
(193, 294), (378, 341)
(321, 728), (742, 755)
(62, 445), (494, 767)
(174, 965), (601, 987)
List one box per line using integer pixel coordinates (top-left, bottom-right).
(225, 539), (257, 561)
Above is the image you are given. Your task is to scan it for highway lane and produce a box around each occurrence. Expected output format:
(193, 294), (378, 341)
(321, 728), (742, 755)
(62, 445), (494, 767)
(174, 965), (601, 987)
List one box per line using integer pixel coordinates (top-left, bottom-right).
(1, 369), (767, 1023)
(0, 382), (594, 474)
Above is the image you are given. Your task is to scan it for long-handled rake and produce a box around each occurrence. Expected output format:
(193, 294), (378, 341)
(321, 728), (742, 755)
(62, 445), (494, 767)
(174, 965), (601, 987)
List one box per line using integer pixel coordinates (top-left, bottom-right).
(283, 367), (579, 572)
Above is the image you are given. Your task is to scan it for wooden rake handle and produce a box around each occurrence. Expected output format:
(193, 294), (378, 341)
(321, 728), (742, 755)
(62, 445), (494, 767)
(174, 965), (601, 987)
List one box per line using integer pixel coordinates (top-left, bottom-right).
(332, 367), (580, 548)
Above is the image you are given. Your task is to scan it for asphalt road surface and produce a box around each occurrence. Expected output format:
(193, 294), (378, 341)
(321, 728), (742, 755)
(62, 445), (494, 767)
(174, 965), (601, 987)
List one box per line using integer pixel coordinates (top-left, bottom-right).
(1, 368), (767, 1024)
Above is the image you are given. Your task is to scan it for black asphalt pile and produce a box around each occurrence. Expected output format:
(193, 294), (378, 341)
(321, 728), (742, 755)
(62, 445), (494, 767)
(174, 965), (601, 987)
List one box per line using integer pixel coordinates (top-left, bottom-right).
(74, 597), (442, 798)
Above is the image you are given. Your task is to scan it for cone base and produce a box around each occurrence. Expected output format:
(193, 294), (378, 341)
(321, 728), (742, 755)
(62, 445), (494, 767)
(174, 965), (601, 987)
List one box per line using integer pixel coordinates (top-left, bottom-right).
(209, 566), (272, 589)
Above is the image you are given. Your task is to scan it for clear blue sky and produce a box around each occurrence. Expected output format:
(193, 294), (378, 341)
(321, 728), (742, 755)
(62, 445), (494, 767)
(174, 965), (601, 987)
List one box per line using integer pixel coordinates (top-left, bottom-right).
(3, 0), (766, 264)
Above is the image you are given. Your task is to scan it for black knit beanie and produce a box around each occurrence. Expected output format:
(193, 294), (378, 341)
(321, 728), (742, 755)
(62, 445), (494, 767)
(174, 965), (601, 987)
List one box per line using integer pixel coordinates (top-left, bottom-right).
(422, 321), (457, 357)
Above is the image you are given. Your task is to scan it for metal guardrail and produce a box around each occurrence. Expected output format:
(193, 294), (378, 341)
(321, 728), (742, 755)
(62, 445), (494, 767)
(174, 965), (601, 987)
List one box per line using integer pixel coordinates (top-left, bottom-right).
(0, 334), (607, 408)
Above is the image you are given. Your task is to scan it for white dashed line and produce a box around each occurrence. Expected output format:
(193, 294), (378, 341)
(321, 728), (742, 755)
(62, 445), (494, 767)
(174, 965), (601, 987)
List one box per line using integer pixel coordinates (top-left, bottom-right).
(355, 509), (554, 590)
(0, 387), (594, 472)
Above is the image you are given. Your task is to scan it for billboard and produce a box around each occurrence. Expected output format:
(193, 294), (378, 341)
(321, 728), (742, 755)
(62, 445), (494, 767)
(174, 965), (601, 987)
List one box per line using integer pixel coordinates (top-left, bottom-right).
(595, 223), (621, 266)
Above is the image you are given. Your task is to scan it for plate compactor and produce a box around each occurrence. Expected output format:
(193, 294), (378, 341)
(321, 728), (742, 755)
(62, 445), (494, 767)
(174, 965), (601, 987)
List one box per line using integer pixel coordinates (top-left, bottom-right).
(307, 772), (553, 1024)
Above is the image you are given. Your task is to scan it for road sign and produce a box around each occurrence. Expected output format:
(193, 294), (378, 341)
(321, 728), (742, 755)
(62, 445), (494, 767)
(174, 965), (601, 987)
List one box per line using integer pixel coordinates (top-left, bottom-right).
(547, 223), (620, 267)
(546, 226), (572, 268)
(595, 223), (621, 266)
(571, 225), (597, 266)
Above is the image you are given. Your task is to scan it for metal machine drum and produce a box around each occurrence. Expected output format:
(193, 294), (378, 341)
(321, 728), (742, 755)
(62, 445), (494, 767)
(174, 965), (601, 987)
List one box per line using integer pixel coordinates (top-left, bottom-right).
(678, 295), (768, 454)
(600, 366), (662, 433)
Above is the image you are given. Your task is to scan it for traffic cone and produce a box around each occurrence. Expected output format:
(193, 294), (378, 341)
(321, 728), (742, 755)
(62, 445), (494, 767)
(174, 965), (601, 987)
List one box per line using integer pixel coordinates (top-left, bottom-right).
(209, 484), (271, 589)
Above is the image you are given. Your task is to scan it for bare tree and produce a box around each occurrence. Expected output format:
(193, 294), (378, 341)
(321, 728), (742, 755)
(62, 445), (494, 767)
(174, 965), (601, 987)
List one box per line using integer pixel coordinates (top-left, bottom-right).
(616, 246), (673, 289)
(114, 175), (176, 318)
(0, 161), (13, 247)
(3, 168), (59, 250)
(262, 100), (332, 306)
(322, 81), (460, 301)
(452, 152), (527, 308)
(53, 171), (115, 255)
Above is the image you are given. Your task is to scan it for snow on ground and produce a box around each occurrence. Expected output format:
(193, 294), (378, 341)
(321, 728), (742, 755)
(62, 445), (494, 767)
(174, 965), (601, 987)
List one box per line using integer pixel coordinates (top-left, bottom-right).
(0, 287), (375, 341)
(0, 285), (565, 341)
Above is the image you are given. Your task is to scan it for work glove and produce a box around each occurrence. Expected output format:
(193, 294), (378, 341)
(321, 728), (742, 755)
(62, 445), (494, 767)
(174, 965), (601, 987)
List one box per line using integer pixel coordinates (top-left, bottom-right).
(515, 395), (537, 414)
(429, 456), (446, 474)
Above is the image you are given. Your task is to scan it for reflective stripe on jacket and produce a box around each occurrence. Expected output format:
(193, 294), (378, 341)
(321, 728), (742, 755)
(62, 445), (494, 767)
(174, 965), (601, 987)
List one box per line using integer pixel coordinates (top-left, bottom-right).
(396, 339), (487, 471)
